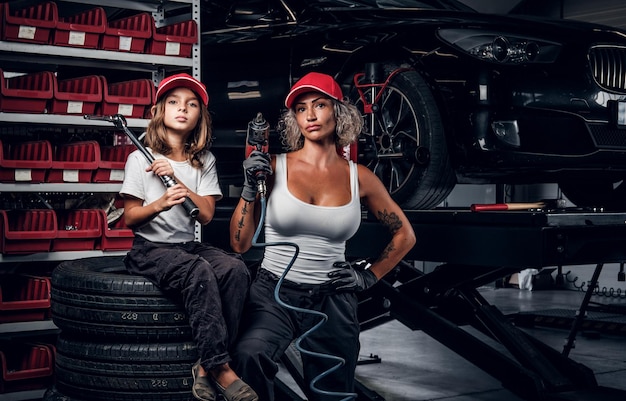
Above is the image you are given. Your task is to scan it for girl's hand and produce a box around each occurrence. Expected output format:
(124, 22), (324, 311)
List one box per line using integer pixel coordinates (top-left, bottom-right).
(147, 158), (175, 177)
(157, 184), (188, 212)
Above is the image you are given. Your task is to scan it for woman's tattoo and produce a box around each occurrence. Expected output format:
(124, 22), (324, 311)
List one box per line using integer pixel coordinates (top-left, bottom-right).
(376, 209), (401, 262)
(233, 202), (251, 242)
(377, 209), (402, 234)
(378, 242), (395, 262)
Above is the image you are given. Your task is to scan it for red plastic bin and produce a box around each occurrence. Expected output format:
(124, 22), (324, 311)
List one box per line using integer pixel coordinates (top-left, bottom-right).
(47, 141), (101, 183)
(147, 19), (197, 57)
(1, 2), (58, 44)
(0, 69), (54, 113)
(93, 144), (136, 182)
(0, 210), (57, 254)
(0, 139), (53, 183)
(53, 209), (103, 251)
(98, 209), (134, 251)
(50, 75), (103, 115)
(53, 6), (106, 49)
(100, 77), (154, 118)
(100, 12), (152, 53)
(0, 275), (51, 323)
(0, 343), (55, 393)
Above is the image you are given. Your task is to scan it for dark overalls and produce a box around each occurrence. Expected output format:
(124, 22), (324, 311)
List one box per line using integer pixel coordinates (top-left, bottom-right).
(125, 236), (251, 371)
(232, 268), (360, 401)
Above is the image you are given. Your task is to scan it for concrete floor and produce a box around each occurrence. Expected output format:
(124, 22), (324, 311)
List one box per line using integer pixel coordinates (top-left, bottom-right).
(354, 287), (626, 401)
(277, 286), (626, 401)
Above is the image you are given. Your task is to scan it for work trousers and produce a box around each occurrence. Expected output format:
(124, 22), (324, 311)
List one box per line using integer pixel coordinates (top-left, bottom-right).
(125, 236), (250, 371)
(232, 268), (360, 401)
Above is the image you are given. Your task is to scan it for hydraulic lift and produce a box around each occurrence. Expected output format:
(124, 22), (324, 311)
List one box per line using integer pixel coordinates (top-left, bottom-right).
(205, 206), (626, 401)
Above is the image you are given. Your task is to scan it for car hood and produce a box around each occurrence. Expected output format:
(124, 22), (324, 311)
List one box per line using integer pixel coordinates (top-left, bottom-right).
(300, 7), (624, 39)
(202, 3), (626, 46)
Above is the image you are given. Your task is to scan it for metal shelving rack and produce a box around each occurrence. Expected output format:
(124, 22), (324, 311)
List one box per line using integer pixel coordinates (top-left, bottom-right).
(0, 2), (201, 399)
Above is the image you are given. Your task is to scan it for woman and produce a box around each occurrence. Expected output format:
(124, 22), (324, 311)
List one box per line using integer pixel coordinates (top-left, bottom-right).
(120, 73), (258, 401)
(230, 72), (416, 400)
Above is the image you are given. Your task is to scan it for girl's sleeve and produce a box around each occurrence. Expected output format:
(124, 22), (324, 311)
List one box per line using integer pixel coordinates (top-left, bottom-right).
(120, 151), (146, 200)
(197, 152), (223, 199)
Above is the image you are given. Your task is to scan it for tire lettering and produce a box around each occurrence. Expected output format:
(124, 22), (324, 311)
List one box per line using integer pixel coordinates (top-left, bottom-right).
(151, 379), (169, 388)
(121, 312), (138, 320)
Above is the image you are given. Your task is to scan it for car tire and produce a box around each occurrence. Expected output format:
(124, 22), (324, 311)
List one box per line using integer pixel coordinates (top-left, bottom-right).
(51, 256), (191, 341)
(54, 334), (196, 401)
(559, 180), (626, 211)
(352, 65), (456, 210)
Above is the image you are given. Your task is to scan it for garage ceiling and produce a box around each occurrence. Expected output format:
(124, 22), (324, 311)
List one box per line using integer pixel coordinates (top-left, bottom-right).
(460, 0), (626, 29)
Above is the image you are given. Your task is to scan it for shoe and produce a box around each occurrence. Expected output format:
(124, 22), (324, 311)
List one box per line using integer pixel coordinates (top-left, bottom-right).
(215, 378), (259, 401)
(191, 360), (217, 401)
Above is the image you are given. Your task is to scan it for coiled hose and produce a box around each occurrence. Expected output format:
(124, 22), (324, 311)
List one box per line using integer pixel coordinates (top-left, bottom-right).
(251, 194), (357, 401)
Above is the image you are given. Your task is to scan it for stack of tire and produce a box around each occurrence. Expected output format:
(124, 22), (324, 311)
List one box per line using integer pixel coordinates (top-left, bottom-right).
(44, 255), (197, 401)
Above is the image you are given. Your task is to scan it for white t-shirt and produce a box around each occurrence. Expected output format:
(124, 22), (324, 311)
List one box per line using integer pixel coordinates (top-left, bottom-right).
(120, 148), (222, 243)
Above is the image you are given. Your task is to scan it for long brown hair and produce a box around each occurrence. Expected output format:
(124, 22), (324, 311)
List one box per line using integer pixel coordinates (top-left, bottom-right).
(144, 93), (213, 168)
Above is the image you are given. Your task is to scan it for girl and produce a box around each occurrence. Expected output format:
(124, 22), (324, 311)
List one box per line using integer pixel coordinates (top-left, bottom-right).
(230, 72), (416, 401)
(120, 73), (258, 401)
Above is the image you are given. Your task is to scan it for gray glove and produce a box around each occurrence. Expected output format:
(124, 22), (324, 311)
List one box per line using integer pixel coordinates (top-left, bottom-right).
(322, 261), (378, 293)
(241, 150), (272, 202)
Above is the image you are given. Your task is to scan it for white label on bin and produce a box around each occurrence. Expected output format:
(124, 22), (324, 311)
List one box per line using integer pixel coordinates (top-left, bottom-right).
(14, 169), (32, 181)
(109, 170), (125, 181)
(118, 104), (134, 116)
(165, 42), (181, 55)
(119, 36), (132, 51)
(68, 31), (86, 46)
(66, 101), (84, 114)
(63, 170), (80, 182)
(18, 26), (37, 40)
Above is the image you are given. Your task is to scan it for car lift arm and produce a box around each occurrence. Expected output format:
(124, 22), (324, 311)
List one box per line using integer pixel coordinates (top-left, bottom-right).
(351, 209), (626, 401)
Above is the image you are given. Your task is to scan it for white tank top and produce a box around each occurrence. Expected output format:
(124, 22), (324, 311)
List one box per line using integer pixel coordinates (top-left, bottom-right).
(261, 153), (362, 284)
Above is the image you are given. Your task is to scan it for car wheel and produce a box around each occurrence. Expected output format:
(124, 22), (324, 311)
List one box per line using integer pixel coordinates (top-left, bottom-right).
(352, 65), (456, 210)
(559, 180), (626, 211)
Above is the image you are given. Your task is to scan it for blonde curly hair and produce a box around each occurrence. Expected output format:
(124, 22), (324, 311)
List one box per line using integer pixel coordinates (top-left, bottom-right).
(279, 98), (363, 151)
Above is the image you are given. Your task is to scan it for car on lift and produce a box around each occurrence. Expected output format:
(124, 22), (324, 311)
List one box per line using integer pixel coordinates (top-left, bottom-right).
(200, 0), (626, 210)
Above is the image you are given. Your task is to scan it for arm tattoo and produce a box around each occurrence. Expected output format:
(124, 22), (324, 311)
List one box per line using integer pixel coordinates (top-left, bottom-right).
(375, 209), (401, 263)
(233, 201), (251, 242)
(377, 208), (402, 235)
(378, 242), (395, 263)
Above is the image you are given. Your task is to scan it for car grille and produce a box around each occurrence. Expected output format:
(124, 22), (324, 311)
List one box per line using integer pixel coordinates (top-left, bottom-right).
(589, 123), (626, 149)
(589, 46), (626, 93)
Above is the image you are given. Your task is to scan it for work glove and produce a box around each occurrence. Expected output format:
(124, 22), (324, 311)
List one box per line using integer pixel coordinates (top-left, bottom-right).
(322, 260), (378, 293)
(241, 150), (272, 202)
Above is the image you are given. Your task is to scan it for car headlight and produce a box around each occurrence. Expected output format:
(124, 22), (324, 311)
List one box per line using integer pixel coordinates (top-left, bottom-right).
(438, 28), (561, 64)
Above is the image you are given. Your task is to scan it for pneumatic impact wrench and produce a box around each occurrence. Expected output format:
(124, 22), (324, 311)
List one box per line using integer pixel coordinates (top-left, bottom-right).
(245, 112), (270, 198)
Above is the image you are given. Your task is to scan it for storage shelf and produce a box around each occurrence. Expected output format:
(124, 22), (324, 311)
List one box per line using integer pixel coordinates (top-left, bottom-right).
(0, 113), (148, 129)
(0, 41), (192, 71)
(61, 0), (193, 10)
(0, 320), (57, 335)
(0, 183), (122, 193)
(0, 250), (127, 263)
(0, 388), (47, 401)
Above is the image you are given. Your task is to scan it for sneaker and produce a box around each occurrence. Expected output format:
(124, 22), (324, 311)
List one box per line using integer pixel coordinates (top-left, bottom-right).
(191, 360), (217, 401)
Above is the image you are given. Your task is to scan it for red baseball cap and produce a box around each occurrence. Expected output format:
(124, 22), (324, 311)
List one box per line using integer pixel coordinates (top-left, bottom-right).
(155, 73), (209, 106)
(284, 72), (343, 108)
